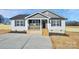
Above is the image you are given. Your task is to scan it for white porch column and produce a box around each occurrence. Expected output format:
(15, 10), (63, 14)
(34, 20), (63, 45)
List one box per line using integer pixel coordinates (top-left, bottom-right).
(47, 19), (49, 31)
(40, 19), (42, 31)
(25, 19), (28, 31)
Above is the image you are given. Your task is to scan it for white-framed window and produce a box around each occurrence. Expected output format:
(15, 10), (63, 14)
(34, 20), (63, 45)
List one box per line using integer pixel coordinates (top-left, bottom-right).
(51, 20), (56, 26)
(15, 20), (25, 26)
(29, 19), (40, 26)
(57, 20), (61, 26)
(28, 19), (40, 29)
(51, 20), (61, 26)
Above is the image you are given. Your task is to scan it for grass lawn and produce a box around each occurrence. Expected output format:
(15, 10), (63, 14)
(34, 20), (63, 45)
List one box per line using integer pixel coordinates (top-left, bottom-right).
(50, 26), (79, 49)
(0, 24), (11, 34)
(66, 26), (79, 32)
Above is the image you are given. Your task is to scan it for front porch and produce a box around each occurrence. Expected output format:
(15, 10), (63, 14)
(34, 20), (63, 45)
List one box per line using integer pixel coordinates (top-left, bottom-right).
(27, 19), (49, 36)
(28, 19), (40, 30)
(28, 19), (48, 30)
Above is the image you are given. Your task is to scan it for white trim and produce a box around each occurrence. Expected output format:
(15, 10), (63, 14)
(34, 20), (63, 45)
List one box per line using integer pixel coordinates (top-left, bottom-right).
(26, 18), (48, 19)
(25, 12), (48, 19)
(25, 12), (40, 19)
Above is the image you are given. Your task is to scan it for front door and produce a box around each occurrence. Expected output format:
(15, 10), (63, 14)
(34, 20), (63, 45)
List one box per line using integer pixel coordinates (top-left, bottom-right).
(42, 20), (48, 36)
(42, 20), (47, 29)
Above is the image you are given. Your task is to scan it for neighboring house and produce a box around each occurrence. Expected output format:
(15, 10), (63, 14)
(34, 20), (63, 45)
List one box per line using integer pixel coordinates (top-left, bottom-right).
(10, 10), (66, 34)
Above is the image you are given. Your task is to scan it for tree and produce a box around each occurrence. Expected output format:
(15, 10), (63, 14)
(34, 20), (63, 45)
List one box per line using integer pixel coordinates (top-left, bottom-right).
(0, 15), (4, 23)
(66, 21), (79, 26)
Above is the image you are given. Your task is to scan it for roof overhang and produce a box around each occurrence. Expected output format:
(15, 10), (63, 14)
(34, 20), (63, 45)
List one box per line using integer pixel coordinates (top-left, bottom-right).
(25, 13), (48, 19)
(50, 18), (67, 20)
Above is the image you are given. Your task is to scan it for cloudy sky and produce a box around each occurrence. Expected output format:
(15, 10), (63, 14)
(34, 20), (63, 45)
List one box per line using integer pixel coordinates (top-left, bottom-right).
(0, 9), (79, 21)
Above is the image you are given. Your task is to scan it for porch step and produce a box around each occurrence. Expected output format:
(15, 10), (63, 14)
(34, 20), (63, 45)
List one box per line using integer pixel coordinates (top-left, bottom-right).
(27, 30), (41, 35)
(42, 29), (49, 36)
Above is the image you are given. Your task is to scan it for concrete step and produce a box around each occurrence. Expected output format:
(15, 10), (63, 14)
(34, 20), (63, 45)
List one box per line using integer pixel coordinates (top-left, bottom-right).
(27, 30), (42, 35)
(42, 29), (49, 36)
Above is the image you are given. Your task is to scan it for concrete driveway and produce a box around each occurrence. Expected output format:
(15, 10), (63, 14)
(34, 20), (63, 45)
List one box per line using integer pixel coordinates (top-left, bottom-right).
(0, 33), (52, 49)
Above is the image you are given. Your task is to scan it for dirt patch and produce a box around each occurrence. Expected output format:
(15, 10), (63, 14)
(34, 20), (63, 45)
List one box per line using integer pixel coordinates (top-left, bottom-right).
(50, 32), (79, 49)
(0, 29), (10, 34)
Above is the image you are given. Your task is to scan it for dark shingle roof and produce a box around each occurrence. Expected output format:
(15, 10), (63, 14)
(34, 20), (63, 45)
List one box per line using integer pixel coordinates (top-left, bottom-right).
(10, 14), (29, 20)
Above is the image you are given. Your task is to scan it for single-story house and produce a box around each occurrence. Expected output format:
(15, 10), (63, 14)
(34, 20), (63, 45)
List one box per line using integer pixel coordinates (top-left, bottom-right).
(10, 10), (66, 34)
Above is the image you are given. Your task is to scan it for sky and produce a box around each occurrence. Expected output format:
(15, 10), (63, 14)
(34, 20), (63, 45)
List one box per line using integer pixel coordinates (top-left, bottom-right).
(0, 9), (79, 21)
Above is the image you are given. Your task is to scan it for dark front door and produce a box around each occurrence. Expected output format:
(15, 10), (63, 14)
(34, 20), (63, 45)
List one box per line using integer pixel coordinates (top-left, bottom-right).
(42, 20), (48, 36)
(42, 20), (47, 28)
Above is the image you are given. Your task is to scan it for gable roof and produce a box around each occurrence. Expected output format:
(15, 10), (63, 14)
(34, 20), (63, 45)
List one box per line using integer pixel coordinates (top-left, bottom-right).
(25, 13), (48, 19)
(41, 10), (66, 19)
(10, 10), (67, 20)
(10, 14), (29, 20)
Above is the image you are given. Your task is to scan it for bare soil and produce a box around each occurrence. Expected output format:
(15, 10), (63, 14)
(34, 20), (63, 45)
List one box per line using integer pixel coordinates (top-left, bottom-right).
(50, 26), (79, 49)
(0, 29), (10, 34)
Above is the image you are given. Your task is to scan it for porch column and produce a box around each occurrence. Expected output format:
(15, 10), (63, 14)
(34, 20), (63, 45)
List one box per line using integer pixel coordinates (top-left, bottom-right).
(47, 19), (49, 31)
(26, 19), (29, 30)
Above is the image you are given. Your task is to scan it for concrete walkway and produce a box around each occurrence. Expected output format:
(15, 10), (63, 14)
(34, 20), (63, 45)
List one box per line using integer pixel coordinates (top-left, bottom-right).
(0, 33), (52, 49)
(23, 34), (52, 49)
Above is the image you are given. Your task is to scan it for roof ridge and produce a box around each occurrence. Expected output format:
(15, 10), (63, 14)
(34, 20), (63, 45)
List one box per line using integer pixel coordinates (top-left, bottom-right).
(41, 10), (66, 19)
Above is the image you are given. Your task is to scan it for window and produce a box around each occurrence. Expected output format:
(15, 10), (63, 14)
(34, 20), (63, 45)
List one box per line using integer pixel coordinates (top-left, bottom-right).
(28, 19), (40, 29)
(15, 20), (19, 26)
(51, 20), (61, 26)
(51, 20), (56, 26)
(57, 20), (61, 26)
(29, 19), (40, 26)
(15, 20), (25, 26)
(20, 20), (25, 26)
